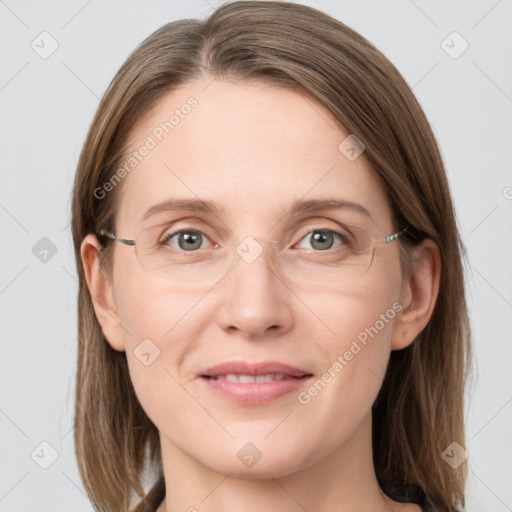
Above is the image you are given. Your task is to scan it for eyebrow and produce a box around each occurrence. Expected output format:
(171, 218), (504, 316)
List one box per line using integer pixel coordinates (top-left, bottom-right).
(141, 197), (372, 222)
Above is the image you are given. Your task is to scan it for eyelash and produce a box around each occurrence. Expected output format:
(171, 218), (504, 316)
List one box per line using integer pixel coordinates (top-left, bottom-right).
(159, 226), (350, 253)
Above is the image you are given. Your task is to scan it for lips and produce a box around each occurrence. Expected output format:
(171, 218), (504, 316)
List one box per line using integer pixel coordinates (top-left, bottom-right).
(200, 361), (314, 405)
(210, 373), (289, 383)
(201, 361), (312, 379)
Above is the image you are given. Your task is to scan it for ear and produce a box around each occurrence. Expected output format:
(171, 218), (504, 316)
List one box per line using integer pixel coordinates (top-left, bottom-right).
(391, 238), (441, 350)
(80, 233), (126, 352)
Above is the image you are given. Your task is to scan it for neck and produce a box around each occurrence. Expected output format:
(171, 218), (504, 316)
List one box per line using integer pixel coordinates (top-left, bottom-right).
(157, 412), (415, 512)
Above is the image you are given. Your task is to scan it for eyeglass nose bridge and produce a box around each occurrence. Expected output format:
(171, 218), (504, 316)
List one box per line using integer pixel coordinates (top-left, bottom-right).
(233, 235), (284, 266)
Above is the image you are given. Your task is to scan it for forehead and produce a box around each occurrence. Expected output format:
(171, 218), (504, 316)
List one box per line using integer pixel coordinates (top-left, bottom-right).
(115, 78), (393, 233)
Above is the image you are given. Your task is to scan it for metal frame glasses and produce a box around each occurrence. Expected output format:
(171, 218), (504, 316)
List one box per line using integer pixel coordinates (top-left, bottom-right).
(97, 225), (409, 287)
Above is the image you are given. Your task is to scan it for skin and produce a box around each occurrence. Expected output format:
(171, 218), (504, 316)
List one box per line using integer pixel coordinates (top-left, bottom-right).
(81, 77), (440, 512)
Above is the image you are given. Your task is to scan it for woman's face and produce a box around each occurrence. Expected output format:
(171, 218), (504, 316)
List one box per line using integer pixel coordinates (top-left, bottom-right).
(99, 78), (410, 477)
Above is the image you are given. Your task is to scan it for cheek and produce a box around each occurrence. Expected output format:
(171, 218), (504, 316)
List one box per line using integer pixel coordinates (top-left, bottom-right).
(309, 283), (398, 393)
(113, 264), (208, 349)
(116, 279), (211, 433)
(113, 269), (215, 373)
(295, 264), (403, 440)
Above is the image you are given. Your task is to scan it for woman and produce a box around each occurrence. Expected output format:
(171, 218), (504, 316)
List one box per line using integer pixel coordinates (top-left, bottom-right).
(71, 2), (471, 511)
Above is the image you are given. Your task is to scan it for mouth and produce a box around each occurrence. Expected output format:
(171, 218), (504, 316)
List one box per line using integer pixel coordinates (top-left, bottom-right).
(204, 373), (306, 383)
(199, 361), (314, 405)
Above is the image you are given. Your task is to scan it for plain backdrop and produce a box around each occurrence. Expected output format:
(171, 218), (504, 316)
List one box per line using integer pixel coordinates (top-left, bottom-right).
(1, 1), (511, 510)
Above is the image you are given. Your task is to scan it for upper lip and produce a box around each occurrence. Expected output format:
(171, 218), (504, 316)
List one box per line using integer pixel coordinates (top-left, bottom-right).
(201, 361), (312, 378)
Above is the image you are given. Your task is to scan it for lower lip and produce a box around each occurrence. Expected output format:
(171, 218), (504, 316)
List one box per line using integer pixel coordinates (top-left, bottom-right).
(201, 376), (312, 405)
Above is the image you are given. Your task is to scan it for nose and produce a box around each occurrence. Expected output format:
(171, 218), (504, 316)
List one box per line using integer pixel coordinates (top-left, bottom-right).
(215, 237), (294, 340)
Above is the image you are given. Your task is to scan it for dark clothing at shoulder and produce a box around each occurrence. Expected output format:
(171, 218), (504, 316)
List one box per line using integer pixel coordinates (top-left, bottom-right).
(381, 481), (455, 512)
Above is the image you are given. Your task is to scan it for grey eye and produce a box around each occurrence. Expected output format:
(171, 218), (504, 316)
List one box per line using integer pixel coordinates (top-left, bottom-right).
(164, 230), (208, 251)
(297, 230), (343, 251)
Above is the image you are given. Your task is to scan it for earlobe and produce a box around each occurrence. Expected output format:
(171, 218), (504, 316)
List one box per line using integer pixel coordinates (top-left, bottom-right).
(80, 234), (126, 352)
(391, 239), (441, 351)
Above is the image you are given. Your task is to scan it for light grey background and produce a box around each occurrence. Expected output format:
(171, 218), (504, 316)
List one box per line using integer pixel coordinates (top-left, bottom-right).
(1, 1), (511, 510)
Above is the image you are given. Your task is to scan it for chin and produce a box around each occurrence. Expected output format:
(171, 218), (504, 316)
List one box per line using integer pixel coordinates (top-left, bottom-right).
(181, 432), (319, 480)
(205, 451), (308, 480)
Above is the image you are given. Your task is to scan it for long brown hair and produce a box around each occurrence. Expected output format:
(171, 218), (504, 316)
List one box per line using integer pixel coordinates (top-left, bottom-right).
(71, 2), (472, 511)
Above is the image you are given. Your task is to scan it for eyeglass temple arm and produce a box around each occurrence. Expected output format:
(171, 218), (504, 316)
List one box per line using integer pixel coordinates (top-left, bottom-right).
(98, 229), (136, 246)
(383, 227), (408, 244)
